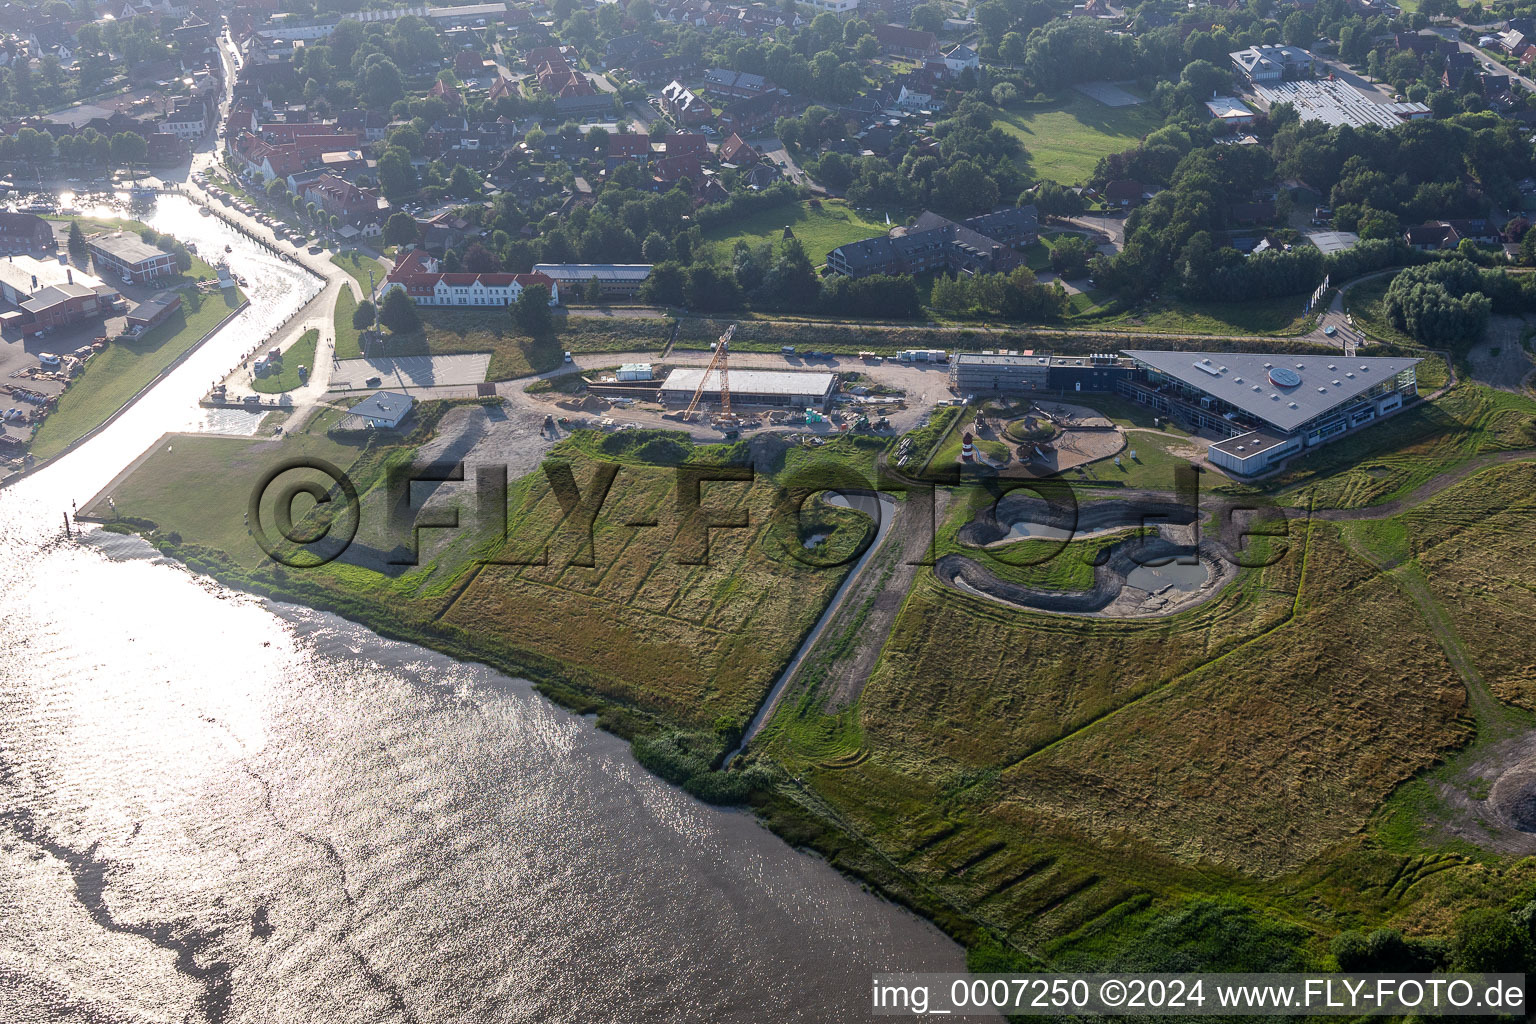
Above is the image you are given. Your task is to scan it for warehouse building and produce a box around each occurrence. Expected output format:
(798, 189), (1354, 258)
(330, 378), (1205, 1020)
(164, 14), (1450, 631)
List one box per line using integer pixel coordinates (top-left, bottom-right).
(0, 256), (117, 335)
(531, 263), (652, 298)
(1119, 350), (1420, 475)
(87, 232), (178, 284)
(659, 368), (836, 408)
(951, 351), (1132, 394)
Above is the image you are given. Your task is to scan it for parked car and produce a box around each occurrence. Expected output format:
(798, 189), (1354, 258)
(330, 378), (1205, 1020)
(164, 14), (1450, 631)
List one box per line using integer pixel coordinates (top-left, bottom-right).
(365, 375), (382, 387)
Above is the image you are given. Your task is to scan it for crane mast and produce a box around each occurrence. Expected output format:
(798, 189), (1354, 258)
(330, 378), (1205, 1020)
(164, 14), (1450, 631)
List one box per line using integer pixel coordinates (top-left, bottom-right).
(681, 324), (737, 423)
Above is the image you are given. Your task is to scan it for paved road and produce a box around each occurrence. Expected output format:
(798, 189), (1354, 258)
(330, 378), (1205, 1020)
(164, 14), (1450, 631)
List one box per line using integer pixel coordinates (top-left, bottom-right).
(754, 137), (810, 187)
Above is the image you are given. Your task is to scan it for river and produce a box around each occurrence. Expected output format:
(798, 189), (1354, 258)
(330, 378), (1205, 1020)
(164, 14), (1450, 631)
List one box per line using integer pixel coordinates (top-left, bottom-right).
(0, 196), (964, 1023)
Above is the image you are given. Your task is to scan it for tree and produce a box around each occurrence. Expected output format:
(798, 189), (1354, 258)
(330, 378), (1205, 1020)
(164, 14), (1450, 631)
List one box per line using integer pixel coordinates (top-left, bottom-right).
(513, 283), (553, 333)
(449, 164), (481, 197)
(1452, 909), (1531, 973)
(362, 55), (405, 109)
(67, 221), (86, 265)
(384, 211), (420, 246)
(641, 231), (671, 262)
(1049, 234), (1093, 278)
(377, 146), (418, 201)
(908, 2), (944, 33)
(379, 287), (421, 333)
(992, 82), (1018, 107)
(353, 299), (377, 331)
(998, 31), (1026, 67)
(110, 131), (146, 175)
(583, 276), (603, 303)
(1282, 11), (1315, 47)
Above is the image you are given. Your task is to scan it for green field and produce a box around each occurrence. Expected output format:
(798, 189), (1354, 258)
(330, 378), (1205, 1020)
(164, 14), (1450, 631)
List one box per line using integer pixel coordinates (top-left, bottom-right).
(369, 309), (671, 379)
(996, 92), (1163, 186)
(252, 328), (318, 393)
(93, 370), (1536, 976)
(331, 251), (390, 295)
(333, 287), (364, 360)
(700, 198), (889, 266)
(1072, 293), (1318, 336)
(29, 286), (244, 461)
(1342, 274), (1417, 347)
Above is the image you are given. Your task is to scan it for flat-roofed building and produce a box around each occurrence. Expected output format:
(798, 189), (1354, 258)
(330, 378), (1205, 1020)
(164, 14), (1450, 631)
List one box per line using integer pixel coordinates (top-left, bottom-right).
(952, 352), (1052, 392)
(532, 263), (652, 298)
(341, 391), (415, 431)
(950, 351), (1132, 394)
(87, 232), (178, 284)
(1119, 350), (1421, 474)
(125, 290), (183, 331)
(0, 255), (106, 306)
(1205, 96), (1257, 128)
(659, 367), (836, 408)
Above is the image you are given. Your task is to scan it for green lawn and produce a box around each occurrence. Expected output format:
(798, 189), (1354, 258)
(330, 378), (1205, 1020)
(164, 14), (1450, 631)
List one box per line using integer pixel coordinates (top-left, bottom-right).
(996, 93), (1163, 186)
(1072, 293), (1318, 336)
(29, 286), (245, 461)
(333, 288), (364, 360)
(1020, 231), (1090, 273)
(252, 328), (318, 393)
(82, 426), (367, 564)
(700, 198), (890, 266)
(331, 251), (390, 296)
(1343, 274), (1416, 347)
(365, 310), (671, 380)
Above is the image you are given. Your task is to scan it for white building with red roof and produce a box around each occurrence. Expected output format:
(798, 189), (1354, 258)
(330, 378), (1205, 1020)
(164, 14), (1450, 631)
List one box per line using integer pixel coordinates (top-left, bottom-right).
(382, 250), (560, 307)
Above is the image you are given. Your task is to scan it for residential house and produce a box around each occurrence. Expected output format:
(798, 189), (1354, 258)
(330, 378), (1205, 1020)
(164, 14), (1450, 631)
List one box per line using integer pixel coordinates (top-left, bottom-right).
(872, 24), (939, 59)
(718, 132), (759, 165)
(158, 99), (207, 142)
(716, 90), (795, 134)
(429, 79), (464, 108)
(1104, 179), (1148, 207)
(301, 173), (388, 227)
(0, 212), (55, 252)
(660, 80), (711, 125)
(942, 44), (979, 74)
(1404, 219), (1500, 250)
(524, 45), (576, 72)
(701, 68), (774, 98)
(383, 249), (560, 306)
(826, 208), (1037, 278)
(606, 132), (653, 169)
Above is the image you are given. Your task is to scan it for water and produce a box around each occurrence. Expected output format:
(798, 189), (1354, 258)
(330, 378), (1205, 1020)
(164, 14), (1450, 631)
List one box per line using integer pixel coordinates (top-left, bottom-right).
(1125, 559), (1209, 593)
(0, 198), (963, 1022)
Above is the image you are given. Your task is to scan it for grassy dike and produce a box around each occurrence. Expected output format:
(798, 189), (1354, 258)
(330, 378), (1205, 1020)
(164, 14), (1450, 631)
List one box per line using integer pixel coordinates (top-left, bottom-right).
(84, 385), (1536, 977)
(28, 286), (247, 461)
(82, 411), (996, 950)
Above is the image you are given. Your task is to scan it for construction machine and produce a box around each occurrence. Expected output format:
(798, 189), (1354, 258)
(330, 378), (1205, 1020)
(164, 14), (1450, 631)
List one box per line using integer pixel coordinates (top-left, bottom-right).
(681, 324), (741, 433)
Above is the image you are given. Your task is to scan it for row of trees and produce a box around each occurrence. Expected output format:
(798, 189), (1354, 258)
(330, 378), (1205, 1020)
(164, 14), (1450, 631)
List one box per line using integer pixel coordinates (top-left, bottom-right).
(1383, 259), (1536, 348)
(931, 266), (1067, 321)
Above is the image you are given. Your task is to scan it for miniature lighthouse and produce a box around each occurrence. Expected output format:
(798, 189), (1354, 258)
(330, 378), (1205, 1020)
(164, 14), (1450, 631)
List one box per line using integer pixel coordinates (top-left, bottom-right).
(960, 431), (975, 461)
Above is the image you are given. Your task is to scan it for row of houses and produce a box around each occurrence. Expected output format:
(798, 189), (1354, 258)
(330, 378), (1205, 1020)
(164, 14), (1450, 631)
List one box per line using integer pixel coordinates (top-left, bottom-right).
(382, 249), (561, 307)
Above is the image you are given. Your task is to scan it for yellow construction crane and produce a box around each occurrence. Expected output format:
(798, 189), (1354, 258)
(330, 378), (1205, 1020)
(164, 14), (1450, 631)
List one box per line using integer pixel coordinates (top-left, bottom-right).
(681, 324), (736, 423)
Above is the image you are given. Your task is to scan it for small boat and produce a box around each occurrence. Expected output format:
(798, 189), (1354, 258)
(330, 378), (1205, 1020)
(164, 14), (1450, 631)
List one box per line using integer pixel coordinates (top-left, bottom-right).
(198, 206), (211, 216)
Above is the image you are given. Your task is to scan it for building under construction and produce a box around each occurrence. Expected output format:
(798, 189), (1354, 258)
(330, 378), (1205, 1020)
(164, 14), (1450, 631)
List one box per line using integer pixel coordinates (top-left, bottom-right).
(659, 368), (836, 409)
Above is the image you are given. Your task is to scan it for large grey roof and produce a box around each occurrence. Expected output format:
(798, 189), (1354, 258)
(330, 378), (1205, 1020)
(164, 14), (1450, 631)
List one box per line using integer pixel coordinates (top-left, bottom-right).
(660, 368), (835, 398)
(1123, 350), (1420, 433)
(350, 391), (414, 422)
